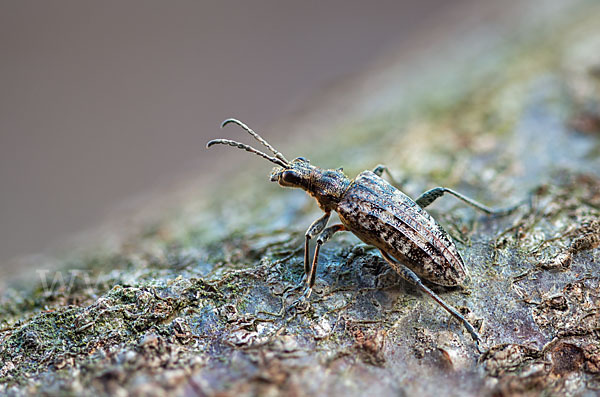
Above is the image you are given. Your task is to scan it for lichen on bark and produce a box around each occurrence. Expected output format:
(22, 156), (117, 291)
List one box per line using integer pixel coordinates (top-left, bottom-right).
(2, 4), (600, 396)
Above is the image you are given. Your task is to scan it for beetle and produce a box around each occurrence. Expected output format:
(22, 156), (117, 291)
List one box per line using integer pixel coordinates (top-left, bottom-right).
(207, 118), (520, 350)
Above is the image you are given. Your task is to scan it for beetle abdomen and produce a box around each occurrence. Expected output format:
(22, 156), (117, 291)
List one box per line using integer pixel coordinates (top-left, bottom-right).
(336, 171), (467, 286)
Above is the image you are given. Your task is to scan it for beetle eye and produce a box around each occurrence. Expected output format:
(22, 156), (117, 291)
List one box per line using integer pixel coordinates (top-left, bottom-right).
(281, 170), (301, 184)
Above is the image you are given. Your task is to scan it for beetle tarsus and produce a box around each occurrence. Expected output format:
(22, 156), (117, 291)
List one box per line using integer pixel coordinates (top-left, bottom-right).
(288, 286), (313, 312)
(474, 336), (486, 354)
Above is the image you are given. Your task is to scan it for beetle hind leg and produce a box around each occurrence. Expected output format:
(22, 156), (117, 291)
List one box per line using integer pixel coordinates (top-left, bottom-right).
(379, 250), (484, 351)
(415, 186), (521, 216)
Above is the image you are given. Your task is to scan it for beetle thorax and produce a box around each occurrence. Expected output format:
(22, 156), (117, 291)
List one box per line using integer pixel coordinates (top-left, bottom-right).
(307, 168), (351, 211)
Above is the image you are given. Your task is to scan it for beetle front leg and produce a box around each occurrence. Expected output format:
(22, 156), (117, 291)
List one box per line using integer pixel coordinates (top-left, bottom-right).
(291, 223), (345, 306)
(308, 224), (347, 289)
(304, 212), (331, 278)
(379, 250), (484, 351)
(415, 187), (520, 216)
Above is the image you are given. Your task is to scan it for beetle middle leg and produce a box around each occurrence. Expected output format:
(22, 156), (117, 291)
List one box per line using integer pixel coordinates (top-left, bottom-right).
(373, 164), (404, 187)
(415, 187), (520, 216)
(379, 250), (483, 351)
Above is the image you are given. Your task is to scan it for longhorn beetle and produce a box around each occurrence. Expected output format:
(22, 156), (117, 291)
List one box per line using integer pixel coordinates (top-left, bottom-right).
(207, 118), (521, 350)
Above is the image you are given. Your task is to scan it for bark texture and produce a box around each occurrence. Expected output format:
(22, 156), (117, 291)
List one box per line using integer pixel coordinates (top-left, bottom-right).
(2, 3), (600, 396)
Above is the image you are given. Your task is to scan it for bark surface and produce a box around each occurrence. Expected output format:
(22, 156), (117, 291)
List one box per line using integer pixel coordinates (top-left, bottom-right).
(2, 3), (600, 396)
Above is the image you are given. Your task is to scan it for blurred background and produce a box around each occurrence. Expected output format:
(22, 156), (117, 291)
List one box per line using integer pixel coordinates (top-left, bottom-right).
(1, 0), (535, 270)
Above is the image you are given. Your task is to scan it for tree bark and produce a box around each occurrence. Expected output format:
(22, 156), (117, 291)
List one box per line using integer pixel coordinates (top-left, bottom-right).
(2, 3), (600, 396)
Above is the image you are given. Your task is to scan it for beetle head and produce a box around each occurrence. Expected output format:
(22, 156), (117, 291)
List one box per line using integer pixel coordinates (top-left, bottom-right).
(270, 157), (312, 189)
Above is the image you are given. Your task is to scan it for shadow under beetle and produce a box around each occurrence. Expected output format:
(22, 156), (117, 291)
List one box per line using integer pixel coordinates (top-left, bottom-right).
(207, 118), (521, 351)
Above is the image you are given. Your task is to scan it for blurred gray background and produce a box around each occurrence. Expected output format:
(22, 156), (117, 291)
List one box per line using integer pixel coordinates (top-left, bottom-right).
(1, 0), (519, 268)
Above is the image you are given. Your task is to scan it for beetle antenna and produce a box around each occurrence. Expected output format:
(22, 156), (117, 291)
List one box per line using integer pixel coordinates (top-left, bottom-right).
(221, 118), (289, 164)
(206, 139), (288, 167)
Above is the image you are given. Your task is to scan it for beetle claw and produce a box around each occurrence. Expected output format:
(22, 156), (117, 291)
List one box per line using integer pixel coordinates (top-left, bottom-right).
(472, 333), (487, 354)
(287, 286), (313, 313)
(475, 340), (487, 354)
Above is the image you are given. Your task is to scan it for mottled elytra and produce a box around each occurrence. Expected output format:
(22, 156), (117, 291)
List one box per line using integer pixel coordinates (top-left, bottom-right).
(207, 118), (521, 351)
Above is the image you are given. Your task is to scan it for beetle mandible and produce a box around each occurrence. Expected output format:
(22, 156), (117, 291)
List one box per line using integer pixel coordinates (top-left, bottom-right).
(207, 118), (520, 350)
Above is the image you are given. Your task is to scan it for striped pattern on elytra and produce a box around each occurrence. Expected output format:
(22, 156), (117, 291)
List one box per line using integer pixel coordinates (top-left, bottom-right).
(207, 118), (523, 352)
(337, 171), (466, 287)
